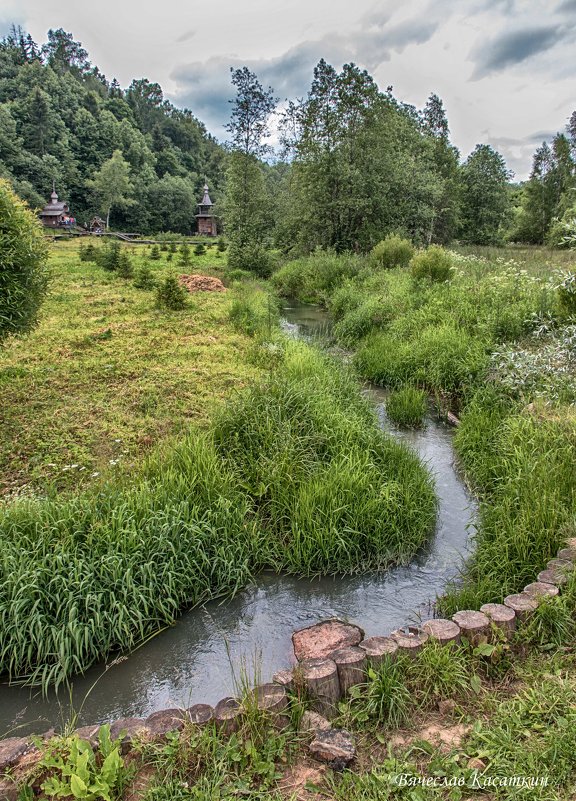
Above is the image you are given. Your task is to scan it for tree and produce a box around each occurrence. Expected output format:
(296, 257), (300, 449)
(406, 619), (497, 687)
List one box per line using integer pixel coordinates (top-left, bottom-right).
(223, 68), (276, 272)
(0, 178), (49, 342)
(459, 144), (512, 244)
(87, 149), (134, 228)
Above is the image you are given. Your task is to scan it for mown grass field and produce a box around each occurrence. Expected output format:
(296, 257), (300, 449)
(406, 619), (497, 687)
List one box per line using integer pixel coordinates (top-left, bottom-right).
(0, 240), (258, 496)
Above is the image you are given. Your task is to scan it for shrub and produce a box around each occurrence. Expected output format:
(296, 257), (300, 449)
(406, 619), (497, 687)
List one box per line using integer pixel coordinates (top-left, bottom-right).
(333, 296), (388, 345)
(411, 245), (454, 283)
(155, 275), (188, 310)
(116, 250), (133, 279)
(79, 242), (98, 263)
(386, 386), (427, 427)
(149, 244), (161, 260)
(225, 268), (253, 283)
(227, 241), (273, 278)
(194, 243), (206, 256)
(272, 250), (362, 303)
(179, 242), (191, 267)
(557, 272), (576, 316)
(0, 178), (49, 341)
(370, 234), (414, 270)
(217, 237), (227, 252)
(133, 263), (156, 290)
(98, 240), (122, 272)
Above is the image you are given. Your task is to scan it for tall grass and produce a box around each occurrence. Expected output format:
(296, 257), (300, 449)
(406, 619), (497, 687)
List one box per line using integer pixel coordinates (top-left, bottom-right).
(0, 341), (436, 689)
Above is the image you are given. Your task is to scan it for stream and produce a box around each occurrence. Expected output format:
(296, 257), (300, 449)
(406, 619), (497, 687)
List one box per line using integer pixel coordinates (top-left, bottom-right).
(0, 303), (476, 738)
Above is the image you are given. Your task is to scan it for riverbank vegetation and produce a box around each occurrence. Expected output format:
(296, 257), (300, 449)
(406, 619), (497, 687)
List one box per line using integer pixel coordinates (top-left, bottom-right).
(0, 274), (435, 687)
(273, 244), (576, 617)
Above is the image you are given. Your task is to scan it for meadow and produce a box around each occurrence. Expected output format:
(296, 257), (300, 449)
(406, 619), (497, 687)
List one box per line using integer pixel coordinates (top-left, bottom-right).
(0, 241), (435, 689)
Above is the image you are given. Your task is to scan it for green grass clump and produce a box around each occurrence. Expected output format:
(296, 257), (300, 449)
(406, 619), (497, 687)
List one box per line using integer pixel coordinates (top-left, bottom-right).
(386, 386), (427, 427)
(271, 250), (363, 304)
(228, 285), (279, 338)
(410, 245), (454, 283)
(332, 296), (389, 345)
(370, 234), (414, 270)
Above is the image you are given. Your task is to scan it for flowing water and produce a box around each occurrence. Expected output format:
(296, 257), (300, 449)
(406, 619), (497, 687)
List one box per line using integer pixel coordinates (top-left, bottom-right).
(0, 304), (476, 737)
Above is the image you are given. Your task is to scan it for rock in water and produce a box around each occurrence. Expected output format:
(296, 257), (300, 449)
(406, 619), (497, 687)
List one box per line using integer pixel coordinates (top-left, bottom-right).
(292, 619), (364, 661)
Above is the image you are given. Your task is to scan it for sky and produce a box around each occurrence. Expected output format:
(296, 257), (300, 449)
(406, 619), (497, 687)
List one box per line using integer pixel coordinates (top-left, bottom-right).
(1, 0), (575, 179)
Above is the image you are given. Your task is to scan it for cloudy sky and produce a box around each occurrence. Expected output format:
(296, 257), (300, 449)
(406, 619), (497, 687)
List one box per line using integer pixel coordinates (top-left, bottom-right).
(2, 0), (575, 179)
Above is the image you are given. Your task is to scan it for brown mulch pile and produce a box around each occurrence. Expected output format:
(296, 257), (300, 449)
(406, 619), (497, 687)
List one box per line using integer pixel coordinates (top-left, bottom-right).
(179, 274), (226, 293)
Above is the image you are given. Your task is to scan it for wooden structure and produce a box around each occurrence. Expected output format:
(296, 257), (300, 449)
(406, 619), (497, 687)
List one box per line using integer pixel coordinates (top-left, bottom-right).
(39, 185), (73, 228)
(195, 183), (217, 236)
(89, 216), (106, 233)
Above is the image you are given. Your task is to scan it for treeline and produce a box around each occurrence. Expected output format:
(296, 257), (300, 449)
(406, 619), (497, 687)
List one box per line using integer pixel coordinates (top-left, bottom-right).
(1, 27), (575, 248)
(0, 27), (225, 232)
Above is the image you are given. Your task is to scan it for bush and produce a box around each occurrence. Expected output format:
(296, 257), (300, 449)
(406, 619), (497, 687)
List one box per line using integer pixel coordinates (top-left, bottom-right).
(116, 250), (133, 278)
(149, 244), (161, 260)
(386, 386), (427, 427)
(333, 296), (388, 345)
(370, 235), (414, 270)
(227, 241), (273, 278)
(179, 242), (191, 267)
(194, 243), (206, 256)
(217, 237), (227, 252)
(79, 242), (98, 263)
(133, 263), (156, 290)
(0, 178), (49, 341)
(557, 272), (576, 316)
(272, 250), (363, 303)
(410, 245), (454, 283)
(155, 275), (188, 310)
(98, 240), (122, 272)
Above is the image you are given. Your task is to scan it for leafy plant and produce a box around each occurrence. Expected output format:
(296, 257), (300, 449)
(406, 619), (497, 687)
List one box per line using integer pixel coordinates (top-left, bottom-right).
(149, 245), (161, 261)
(39, 724), (125, 801)
(370, 235), (414, 270)
(133, 263), (156, 290)
(155, 276), (188, 310)
(410, 245), (453, 283)
(194, 243), (206, 256)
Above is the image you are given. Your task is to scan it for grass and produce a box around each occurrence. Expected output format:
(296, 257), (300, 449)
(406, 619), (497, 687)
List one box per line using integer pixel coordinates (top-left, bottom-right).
(0, 241), (259, 496)
(386, 387), (427, 428)
(0, 333), (436, 689)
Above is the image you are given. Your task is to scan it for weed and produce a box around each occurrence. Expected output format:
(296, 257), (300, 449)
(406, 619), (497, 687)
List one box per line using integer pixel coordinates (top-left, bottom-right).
(386, 386), (427, 427)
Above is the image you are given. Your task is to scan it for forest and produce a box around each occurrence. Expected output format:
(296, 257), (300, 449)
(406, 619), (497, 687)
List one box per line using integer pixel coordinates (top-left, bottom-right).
(1, 26), (575, 247)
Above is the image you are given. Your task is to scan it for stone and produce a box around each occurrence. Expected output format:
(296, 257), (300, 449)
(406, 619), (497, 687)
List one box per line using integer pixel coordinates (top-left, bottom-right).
(0, 777), (19, 801)
(145, 708), (186, 737)
(422, 618), (461, 645)
(0, 738), (28, 771)
(309, 728), (356, 769)
(438, 699), (456, 716)
(109, 718), (149, 754)
(299, 711), (332, 735)
(292, 619), (364, 661)
(467, 757), (487, 772)
(187, 704), (213, 726)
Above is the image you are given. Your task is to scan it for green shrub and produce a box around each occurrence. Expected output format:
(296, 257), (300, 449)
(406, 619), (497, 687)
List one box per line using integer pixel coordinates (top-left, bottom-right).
(179, 242), (191, 267)
(411, 245), (454, 283)
(217, 237), (227, 252)
(194, 243), (206, 256)
(0, 178), (49, 341)
(370, 234), (414, 270)
(116, 250), (133, 279)
(79, 242), (98, 263)
(133, 263), (156, 290)
(155, 275), (188, 310)
(557, 272), (576, 316)
(227, 242), (272, 278)
(98, 240), (122, 272)
(386, 386), (427, 427)
(149, 244), (161, 261)
(272, 250), (363, 303)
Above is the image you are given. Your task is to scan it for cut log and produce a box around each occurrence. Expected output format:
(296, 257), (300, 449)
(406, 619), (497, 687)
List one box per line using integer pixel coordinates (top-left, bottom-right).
(214, 697), (243, 736)
(479, 603), (516, 638)
(273, 668), (294, 691)
(451, 611), (490, 646)
(252, 683), (289, 728)
(74, 725), (101, 749)
(292, 619), (364, 661)
(557, 547), (576, 561)
(300, 657), (341, 718)
(145, 708), (186, 737)
(328, 647), (367, 695)
(358, 636), (398, 667)
(299, 711), (332, 735)
(523, 582), (560, 599)
(0, 777), (19, 801)
(109, 718), (149, 754)
(390, 626), (429, 656)
(0, 738), (29, 771)
(187, 704), (213, 727)
(547, 558), (574, 572)
(421, 618), (461, 645)
(537, 568), (568, 586)
(503, 593), (538, 621)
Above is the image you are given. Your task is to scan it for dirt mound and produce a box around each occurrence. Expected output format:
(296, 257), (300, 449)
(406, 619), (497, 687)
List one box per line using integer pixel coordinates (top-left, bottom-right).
(179, 274), (226, 293)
